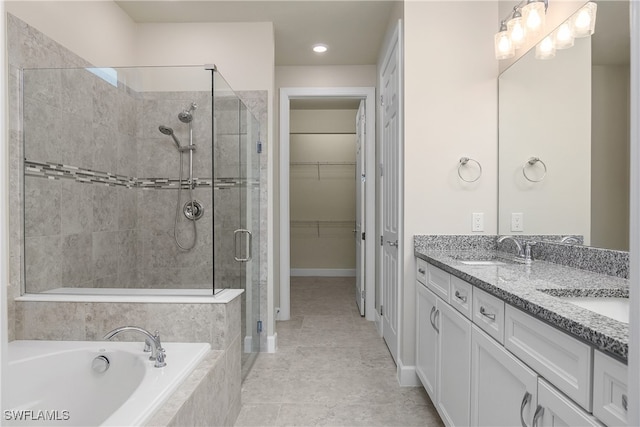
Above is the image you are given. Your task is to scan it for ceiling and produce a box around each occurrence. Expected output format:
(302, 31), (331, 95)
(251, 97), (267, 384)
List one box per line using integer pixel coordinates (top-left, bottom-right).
(115, 0), (398, 66)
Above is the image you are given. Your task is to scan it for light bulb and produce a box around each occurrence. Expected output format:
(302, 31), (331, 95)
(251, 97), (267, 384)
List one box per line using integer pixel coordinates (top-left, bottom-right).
(494, 21), (515, 60)
(507, 16), (526, 49)
(523, 1), (546, 38)
(535, 35), (556, 59)
(573, 2), (597, 38)
(555, 22), (575, 49)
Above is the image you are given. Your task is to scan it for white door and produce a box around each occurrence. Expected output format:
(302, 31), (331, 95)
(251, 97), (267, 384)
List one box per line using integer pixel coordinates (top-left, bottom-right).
(471, 325), (538, 427)
(355, 101), (366, 316)
(381, 22), (402, 363)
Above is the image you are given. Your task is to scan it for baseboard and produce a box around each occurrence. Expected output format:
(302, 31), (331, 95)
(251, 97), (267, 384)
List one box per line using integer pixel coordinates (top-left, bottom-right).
(397, 359), (421, 386)
(290, 268), (356, 277)
(267, 333), (277, 353)
(374, 310), (383, 336)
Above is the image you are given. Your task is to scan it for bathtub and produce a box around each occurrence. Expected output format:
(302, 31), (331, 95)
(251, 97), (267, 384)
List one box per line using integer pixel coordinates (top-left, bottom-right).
(5, 340), (211, 426)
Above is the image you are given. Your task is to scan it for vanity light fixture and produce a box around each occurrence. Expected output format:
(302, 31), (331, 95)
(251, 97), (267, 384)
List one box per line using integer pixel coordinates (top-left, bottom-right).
(522, 0), (548, 38)
(312, 44), (328, 53)
(496, 0), (597, 60)
(495, 20), (515, 60)
(507, 7), (526, 49)
(554, 21), (575, 49)
(495, 0), (548, 60)
(573, 2), (597, 38)
(535, 34), (556, 59)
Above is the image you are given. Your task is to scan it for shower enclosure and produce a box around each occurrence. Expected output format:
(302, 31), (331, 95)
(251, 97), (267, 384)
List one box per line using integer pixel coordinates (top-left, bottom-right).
(20, 65), (263, 361)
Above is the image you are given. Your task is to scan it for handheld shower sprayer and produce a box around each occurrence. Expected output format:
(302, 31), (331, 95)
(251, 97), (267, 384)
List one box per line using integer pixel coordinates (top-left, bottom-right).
(158, 125), (182, 149)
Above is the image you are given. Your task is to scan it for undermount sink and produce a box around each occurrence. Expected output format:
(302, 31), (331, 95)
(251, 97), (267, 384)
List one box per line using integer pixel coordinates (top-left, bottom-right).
(557, 296), (629, 323)
(460, 260), (507, 266)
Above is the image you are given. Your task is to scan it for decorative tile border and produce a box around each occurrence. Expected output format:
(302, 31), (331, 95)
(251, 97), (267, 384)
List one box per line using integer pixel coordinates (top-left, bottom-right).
(25, 160), (258, 190)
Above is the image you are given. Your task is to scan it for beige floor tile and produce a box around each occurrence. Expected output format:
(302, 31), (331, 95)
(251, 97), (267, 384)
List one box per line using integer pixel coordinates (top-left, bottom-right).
(236, 277), (443, 427)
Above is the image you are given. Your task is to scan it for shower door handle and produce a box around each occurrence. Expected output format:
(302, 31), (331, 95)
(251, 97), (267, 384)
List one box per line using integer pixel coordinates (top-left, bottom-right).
(234, 229), (253, 262)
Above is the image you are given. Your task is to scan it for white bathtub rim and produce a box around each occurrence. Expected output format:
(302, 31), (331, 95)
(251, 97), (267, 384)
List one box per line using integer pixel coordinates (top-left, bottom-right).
(6, 340), (212, 427)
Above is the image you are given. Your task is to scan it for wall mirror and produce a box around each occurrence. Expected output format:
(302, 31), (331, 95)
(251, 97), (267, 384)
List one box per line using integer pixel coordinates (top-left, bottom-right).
(498, 1), (630, 250)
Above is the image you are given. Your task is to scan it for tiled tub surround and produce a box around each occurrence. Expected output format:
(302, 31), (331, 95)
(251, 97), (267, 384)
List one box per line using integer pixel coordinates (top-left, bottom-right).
(414, 236), (629, 361)
(15, 290), (244, 426)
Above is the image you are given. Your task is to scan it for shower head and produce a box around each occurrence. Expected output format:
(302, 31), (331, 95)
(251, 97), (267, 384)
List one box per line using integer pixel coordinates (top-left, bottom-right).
(158, 125), (182, 149)
(178, 102), (198, 123)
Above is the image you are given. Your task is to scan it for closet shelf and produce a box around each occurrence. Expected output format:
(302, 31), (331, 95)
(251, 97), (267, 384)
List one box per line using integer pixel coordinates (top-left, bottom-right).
(290, 161), (356, 180)
(290, 220), (356, 237)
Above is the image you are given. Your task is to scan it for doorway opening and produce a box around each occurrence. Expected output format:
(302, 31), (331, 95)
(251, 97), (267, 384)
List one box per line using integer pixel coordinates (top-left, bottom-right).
(279, 87), (376, 323)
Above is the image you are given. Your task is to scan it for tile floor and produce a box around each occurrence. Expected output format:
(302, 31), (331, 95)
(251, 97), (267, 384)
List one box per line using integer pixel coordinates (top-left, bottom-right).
(235, 276), (444, 426)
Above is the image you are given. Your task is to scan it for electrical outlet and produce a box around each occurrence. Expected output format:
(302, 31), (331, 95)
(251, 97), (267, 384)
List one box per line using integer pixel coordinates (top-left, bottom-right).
(472, 213), (484, 232)
(511, 213), (524, 232)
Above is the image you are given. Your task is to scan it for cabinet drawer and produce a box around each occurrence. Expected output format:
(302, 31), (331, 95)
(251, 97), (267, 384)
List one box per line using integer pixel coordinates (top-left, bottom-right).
(593, 350), (628, 426)
(537, 379), (603, 427)
(416, 258), (427, 285)
(505, 306), (592, 411)
(449, 276), (472, 320)
(472, 287), (505, 344)
(426, 263), (450, 300)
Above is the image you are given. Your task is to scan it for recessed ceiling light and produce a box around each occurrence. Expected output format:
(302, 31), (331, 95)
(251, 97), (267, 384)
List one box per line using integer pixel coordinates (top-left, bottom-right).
(313, 44), (328, 53)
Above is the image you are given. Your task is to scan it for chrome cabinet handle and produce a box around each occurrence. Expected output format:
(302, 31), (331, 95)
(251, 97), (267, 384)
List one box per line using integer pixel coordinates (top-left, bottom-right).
(454, 290), (467, 303)
(418, 268), (426, 274)
(520, 391), (532, 427)
(622, 394), (628, 411)
(433, 309), (440, 334)
(532, 405), (544, 427)
(480, 306), (496, 320)
(429, 306), (437, 330)
(386, 240), (398, 247)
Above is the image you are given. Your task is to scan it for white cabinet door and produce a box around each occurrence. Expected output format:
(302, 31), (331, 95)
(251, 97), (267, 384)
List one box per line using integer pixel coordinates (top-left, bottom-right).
(416, 281), (438, 398)
(535, 379), (604, 427)
(437, 299), (471, 427)
(471, 325), (538, 427)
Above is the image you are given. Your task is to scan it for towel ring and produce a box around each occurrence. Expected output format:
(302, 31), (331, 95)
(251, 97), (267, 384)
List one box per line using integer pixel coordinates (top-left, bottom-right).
(523, 157), (547, 182)
(458, 157), (482, 183)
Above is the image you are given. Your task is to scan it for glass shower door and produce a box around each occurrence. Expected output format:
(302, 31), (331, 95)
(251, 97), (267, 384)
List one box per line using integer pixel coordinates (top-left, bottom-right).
(212, 70), (261, 373)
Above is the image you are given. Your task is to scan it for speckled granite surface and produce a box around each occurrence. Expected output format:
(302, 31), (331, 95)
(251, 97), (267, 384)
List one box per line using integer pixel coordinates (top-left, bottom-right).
(415, 235), (628, 279)
(414, 244), (629, 362)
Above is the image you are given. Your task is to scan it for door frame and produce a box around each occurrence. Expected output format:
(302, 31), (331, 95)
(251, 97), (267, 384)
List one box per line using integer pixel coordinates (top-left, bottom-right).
(279, 86), (376, 321)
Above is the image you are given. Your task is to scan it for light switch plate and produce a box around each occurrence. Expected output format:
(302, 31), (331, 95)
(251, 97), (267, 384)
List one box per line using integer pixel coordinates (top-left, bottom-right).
(472, 213), (484, 232)
(511, 213), (524, 232)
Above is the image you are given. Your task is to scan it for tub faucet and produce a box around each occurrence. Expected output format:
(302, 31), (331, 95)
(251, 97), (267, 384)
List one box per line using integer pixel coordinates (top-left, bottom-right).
(103, 326), (166, 368)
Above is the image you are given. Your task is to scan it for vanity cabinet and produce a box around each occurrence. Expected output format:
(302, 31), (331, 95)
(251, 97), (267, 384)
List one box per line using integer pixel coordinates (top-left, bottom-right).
(416, 257), (628, 427)
(416, 270), (471, 427)
(593, 350), (628, 426)
(416, 281), (438, 398)
(470, 324), (537, 426)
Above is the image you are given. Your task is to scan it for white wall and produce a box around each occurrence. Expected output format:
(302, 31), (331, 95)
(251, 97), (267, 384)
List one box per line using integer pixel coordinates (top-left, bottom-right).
(6, 1), (137, 66)
(498, 38), (592, 240)
(135, 22), (274, 93)
(1, 0), (7, 412)
(402, 0), (499, 368)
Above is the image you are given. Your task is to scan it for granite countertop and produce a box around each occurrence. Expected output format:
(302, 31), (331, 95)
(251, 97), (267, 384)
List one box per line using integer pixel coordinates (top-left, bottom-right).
(415, 248), (629, 362)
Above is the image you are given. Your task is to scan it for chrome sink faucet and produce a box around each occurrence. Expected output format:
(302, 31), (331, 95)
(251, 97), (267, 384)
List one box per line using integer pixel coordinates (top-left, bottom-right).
(103, 326), (166, 367)
(497, 236), (536, 265)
